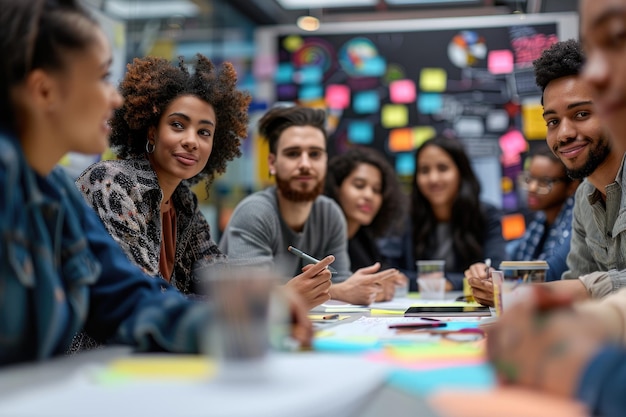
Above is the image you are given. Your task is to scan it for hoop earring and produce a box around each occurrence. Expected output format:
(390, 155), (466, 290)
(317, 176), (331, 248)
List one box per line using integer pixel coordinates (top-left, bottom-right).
(145, 140), (155, 154)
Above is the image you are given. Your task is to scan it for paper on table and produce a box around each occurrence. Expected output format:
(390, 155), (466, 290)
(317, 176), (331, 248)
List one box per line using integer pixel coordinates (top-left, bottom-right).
(310, 300), (370, 313)
(369, 298), (486, 311)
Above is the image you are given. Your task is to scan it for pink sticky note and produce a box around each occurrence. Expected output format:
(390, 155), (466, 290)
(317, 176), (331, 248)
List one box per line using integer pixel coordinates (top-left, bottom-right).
(499, 129), (527, 167)
(390, 79), (416, 104)
(253, 55), (277, 80)
(325, 84), (350, 110)
(488, 50), (514, 74)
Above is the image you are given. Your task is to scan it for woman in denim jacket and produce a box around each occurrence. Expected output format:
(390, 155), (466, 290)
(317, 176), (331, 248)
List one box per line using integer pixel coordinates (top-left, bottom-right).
(0, 0), (309, 365)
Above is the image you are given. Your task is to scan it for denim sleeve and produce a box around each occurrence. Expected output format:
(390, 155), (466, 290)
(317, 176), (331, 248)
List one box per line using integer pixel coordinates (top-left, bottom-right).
(79, 199), (210, 353)
(545, 238), (570, 281)
(577, 346), (626, 417)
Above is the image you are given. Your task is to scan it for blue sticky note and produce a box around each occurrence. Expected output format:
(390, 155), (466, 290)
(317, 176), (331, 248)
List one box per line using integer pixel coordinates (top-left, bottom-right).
(361, 56), (386, 77)
(395, 153), (415, 176)
(348, 120), (374, 144)
(418, 93), (443, 114)
(299, 84), (323, 101)
(313, 337), (381, 353)
(388, 365), (496, 396)
(296, 66), (323, 84)
(353, 90), (380, 114)
(275, 63), (294, 84)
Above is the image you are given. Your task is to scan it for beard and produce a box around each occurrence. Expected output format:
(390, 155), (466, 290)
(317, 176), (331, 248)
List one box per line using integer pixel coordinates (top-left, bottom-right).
(563, 135), (611, 180)
(275, 173), (324, 202)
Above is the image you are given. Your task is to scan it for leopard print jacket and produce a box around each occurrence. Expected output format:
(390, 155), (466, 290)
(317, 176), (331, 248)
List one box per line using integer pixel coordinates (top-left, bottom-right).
(75, 158), (226, 295)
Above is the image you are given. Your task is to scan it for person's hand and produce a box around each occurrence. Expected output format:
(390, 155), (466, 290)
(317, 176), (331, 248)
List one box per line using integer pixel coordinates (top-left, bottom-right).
(393, 271), (409, 292)
(284, 255), (334, 310)
(375, 268), (400, 302)
(465, 262), (494, 306)
(276, 286), (313, 349)
(486, 285), (605, 398)
(330, 262), (396, 305)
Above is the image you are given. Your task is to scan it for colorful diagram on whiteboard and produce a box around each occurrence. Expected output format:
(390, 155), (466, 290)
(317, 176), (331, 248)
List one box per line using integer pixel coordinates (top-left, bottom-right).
(447, 30), (487, 68)
(292, 37), (335, 76)
(339, 37), (386, 77)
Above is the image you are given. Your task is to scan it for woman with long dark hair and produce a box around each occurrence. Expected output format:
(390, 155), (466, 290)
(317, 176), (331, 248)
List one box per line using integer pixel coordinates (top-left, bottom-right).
(381, 134), (506, 291)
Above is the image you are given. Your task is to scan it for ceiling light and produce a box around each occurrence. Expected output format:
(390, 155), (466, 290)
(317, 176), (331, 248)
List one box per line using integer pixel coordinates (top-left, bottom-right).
(297, 15), (320, 31)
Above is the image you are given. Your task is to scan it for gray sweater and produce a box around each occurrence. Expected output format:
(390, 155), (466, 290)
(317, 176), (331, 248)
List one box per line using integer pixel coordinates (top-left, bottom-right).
(219, 187), (350, 282)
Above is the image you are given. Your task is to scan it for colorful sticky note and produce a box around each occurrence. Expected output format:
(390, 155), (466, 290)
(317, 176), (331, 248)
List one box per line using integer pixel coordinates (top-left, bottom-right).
(361, 56), (386, 77)
(253, 55), (276, 80)
(413, 126), (436, 148)
(418, 93), (443, 114)
(353, 90), (380, 114)
(282, 35), (304, 53)
(388, 365), (495, 396)
(502, 213), (526, 240)
(275, 62), (294, 84)
(389, 128), (413, 152)
(420, 68), (447, 92)
(522, 102), (547, 140)
(381, 104), (408, 128)
(348, 120), (374, 144)
(390, 79), (416, 104)
(395, 153), (415, 176)
(499, 129), (528, 166)
(294, 66), (323, 84)
(488, 49), (514, 74)
(299, 84), (323, 101)
(325, 84), (351, 110)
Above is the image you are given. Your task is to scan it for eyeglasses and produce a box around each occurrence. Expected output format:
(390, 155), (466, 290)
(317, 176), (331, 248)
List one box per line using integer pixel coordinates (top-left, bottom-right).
(517, 172), (569, 195)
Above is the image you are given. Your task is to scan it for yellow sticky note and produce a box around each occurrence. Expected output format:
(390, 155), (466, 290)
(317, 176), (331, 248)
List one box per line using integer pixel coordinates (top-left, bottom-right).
(370, 309), (405, 316)
(522, 102), (547, 140)
(420, 68), (447, 92)
(381, 104), (409, 128)
(413, 126), (437, 148)
(107, 356), (216, 380)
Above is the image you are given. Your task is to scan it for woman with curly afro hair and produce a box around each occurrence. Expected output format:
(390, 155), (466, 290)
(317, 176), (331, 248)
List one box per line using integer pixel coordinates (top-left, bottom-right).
(76, 54), (251, 295)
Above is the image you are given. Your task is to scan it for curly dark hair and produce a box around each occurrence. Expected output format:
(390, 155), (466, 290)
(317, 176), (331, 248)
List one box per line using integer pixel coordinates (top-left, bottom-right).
(325, 147), (406, 237)
(411, 135), (485, 268)
(533, 39), (584, 92)
(109, 54), (251, 186)
(258, 106), (327, 153)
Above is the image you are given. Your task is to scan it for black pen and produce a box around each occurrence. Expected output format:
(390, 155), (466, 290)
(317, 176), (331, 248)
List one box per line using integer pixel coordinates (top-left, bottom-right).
(288, 246), (338, 275)
(388, 322), (447, 330)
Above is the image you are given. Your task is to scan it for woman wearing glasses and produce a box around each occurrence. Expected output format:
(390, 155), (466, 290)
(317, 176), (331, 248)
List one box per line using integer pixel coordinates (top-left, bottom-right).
(511, 146), (580, 281)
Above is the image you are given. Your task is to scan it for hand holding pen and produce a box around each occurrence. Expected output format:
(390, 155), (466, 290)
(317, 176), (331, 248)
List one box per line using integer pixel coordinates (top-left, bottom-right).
(284, 251), (334, 310)
(288, 246), (338, 275)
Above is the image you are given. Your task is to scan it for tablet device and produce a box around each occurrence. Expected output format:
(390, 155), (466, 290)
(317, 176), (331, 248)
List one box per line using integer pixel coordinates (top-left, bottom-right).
(404, 306), (492, 317)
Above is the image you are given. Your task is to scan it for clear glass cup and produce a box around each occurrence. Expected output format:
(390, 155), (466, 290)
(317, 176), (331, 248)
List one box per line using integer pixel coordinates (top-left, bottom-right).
(416, 260), (446, 300)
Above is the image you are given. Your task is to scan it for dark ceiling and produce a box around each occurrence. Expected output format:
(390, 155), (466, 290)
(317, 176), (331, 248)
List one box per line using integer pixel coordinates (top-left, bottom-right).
(227, 0), (578, 26)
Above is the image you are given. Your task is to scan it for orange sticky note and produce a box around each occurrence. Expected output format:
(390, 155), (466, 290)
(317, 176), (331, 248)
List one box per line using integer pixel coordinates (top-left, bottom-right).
(388, 128), (413, 152)
(502, 213), (526, 240)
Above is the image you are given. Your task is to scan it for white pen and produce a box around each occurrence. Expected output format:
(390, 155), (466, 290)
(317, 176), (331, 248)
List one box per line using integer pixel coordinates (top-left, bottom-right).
(287, 245), (338, 275)
(485, 258), (491, 280)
